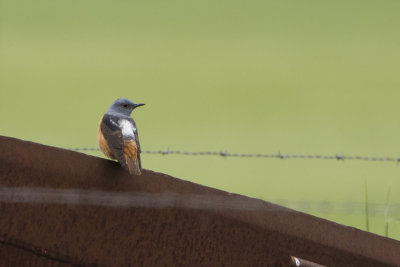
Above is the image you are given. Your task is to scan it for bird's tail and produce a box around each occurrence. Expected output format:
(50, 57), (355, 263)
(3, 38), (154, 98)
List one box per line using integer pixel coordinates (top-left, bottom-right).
(123, 141), (142, 176)
(125, 156), (141, 175)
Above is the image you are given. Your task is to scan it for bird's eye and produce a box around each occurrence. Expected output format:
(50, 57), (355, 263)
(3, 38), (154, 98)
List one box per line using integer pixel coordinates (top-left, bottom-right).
(123, 104), (128, 108)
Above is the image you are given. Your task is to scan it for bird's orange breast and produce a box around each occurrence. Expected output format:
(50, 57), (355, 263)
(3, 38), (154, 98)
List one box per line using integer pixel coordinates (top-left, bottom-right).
(97, 117), (116, 160)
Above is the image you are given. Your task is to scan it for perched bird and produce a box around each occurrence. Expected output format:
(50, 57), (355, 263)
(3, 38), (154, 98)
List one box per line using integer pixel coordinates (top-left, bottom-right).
(97, 98), (145, 175)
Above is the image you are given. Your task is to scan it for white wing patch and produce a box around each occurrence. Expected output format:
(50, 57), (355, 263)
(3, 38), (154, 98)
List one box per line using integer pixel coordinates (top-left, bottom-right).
(119, 119), (136, 138)
(109, 118), (119, 128)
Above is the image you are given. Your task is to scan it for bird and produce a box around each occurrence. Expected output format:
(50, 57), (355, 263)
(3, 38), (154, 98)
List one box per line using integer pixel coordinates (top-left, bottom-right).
(97, 98), (145, 175)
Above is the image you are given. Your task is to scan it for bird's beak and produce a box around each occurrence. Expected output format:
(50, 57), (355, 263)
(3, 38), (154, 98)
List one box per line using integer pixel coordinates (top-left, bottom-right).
(133, 103), (145, 109)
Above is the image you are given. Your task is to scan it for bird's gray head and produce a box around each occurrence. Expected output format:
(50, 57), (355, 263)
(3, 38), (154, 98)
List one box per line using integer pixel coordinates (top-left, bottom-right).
(106, 98), (145, 116)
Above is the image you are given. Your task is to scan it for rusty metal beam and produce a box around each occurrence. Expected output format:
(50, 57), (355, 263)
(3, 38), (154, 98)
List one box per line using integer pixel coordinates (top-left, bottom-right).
(0, 136), (399, 266)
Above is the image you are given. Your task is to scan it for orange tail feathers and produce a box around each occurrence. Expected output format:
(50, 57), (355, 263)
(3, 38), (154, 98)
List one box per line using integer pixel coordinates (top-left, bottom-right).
(123, 140), (141, 175)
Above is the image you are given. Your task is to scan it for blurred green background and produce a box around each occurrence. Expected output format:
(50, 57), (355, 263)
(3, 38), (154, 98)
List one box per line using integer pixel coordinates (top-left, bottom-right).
(1, 0), (400, 238)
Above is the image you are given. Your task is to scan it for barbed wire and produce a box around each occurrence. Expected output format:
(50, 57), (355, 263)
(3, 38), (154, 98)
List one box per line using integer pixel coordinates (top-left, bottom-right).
(69, 147), (400, 163)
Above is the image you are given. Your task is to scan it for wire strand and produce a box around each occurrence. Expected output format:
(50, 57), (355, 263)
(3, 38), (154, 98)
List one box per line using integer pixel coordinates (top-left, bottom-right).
(68, 148), (400, 163)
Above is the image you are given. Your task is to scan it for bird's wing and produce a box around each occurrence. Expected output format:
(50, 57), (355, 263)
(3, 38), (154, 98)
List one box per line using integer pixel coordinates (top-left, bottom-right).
(100, 115), (130, 172)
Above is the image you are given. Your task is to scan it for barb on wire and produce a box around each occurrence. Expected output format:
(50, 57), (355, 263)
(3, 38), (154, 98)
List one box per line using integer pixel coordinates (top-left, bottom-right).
(68, 147), (400, 163)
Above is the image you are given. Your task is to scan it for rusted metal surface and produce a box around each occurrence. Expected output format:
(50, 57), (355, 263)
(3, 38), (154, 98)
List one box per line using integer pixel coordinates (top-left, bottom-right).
(0, 135), (399, 266)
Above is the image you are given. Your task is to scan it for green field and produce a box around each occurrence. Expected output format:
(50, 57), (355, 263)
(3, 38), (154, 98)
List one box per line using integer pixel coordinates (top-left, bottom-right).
(1, 0), (400, 238)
